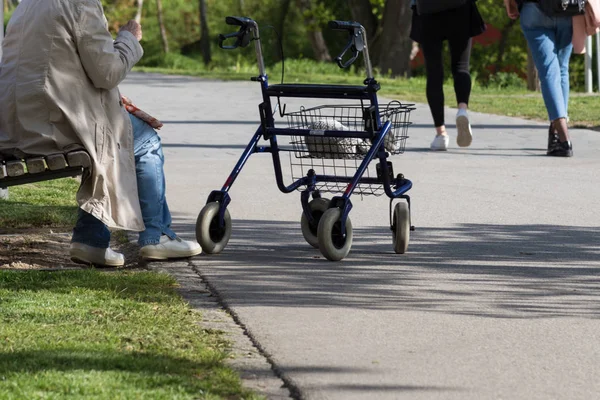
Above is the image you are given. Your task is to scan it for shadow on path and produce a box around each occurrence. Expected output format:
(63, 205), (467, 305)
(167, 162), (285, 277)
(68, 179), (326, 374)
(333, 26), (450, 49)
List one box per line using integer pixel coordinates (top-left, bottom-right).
(171, 216), (600, 319)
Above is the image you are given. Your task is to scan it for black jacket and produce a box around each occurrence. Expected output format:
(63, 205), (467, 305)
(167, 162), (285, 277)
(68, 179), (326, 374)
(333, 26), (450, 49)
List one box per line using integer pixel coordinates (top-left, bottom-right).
(410, 1), (486, 44)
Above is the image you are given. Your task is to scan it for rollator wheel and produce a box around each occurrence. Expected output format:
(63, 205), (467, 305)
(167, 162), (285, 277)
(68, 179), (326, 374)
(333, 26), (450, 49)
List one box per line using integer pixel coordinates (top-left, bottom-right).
(196, 202), (232, 254)
(317, 208), (353, 261)
(300, 198), (331, 248)
(392, 201), (410, 254)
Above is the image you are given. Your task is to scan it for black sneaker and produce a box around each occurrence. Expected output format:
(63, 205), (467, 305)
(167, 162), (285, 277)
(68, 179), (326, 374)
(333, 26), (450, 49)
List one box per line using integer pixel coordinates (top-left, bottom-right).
(547, 140), (573, 157)
(547, 124), (560, 155)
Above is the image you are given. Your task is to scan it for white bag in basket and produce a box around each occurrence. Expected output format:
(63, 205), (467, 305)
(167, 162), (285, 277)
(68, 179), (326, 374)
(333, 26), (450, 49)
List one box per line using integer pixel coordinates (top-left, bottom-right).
(305, 119), (366, 159)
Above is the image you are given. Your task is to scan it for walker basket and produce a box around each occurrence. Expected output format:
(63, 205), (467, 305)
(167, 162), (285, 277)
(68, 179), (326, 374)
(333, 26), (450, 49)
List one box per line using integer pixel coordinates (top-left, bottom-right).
(286, 101), (412, 160)
(284, 101), (413, 196)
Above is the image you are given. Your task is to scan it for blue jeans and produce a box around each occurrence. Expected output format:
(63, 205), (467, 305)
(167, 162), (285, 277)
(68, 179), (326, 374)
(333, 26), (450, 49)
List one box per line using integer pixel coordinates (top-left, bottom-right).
(520, 3), (573, 121)
(72, 114), (177, 248)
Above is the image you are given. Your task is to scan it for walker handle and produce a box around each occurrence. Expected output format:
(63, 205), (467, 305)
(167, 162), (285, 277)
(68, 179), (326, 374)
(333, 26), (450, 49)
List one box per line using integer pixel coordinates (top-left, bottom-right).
(218, 16), (254, 50)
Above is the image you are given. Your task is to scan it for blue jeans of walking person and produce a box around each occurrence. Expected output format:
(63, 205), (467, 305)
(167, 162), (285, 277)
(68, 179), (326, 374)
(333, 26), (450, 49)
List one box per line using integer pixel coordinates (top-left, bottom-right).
(72, 114), (177, 248)
(520, 2), (573, 121)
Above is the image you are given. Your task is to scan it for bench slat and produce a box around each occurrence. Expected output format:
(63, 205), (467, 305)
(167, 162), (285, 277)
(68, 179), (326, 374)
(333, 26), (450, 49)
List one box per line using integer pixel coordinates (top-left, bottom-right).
(6, 160), (25, 177)
(46, 154), (68, 170)
(25, 157), (46, 174)
(67, 151), (91, 168)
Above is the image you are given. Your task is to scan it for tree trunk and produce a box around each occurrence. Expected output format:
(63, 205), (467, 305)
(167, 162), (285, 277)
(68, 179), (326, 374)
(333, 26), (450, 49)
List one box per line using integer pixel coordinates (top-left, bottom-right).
(277, 0), (292, 52)
(156, 0), (169, 53)
(376, 0), (412, 77)
(297, 0), (331, 62)
(134, 0), (144, 24)
(346, 0), (378, 42)
(527, 47), (540, 91)
(0, 0), (4, 62)
(199, 0), (211, 64)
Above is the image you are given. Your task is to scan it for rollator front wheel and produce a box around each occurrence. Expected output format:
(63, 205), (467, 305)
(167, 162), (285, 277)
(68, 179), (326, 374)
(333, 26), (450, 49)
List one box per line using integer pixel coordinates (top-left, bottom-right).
(300, 198), (331, 248)
(392, 201), (410, 254)
(196, 202), (232, 254)
(317, 208), (353, 261)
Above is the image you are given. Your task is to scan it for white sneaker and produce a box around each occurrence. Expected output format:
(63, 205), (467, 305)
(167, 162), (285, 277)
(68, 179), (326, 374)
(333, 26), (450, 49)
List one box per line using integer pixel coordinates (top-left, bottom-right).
(430, 134), (449, 151)
(70, 242), (125, 267)
(140, 236), (202, 261)
(456, 108), (473, 147)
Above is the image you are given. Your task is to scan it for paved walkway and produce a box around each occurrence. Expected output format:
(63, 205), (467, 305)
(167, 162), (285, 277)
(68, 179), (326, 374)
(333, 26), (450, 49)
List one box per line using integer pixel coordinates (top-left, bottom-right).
(124, 72), (600, 400)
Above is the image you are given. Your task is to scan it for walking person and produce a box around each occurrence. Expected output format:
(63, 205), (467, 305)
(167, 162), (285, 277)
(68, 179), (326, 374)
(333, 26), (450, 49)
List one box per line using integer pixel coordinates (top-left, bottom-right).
(410, 0), (486, 151)
(0, 0), (202, 266)
(505, 0), (580, 157)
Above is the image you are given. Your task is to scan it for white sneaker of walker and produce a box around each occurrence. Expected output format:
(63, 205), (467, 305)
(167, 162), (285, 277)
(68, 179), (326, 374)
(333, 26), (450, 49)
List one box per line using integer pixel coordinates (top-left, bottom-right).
(456, 108), (473, 148)
(70, 242), (125, 267)
(139, 236), (202, 261)
(430, 134), (449, 151)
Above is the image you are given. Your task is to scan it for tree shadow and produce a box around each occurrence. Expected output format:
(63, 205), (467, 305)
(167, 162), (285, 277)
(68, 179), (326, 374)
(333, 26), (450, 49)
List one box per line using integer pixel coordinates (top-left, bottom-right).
(169, 217), (600, 319)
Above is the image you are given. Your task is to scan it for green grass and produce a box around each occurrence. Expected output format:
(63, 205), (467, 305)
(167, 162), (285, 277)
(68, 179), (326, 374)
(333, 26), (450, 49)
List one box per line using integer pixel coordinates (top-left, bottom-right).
(135, 54), (600, 129)
(0, 178), (80, 230)
(0, 270), (261, 400)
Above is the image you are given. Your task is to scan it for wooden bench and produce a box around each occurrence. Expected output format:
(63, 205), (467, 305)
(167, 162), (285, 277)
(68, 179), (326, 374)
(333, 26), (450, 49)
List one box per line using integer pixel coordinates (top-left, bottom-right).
(0, 150), (91, 189)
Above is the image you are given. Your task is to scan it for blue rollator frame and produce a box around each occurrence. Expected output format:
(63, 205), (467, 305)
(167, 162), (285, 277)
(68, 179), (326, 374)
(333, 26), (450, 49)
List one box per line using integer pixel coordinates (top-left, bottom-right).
(196, 16), (415, 261)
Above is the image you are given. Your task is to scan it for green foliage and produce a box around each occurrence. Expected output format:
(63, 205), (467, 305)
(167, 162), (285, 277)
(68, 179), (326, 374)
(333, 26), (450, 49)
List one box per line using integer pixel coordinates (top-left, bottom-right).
(486, 71), (526, 89)
(4, 0), (597, 92)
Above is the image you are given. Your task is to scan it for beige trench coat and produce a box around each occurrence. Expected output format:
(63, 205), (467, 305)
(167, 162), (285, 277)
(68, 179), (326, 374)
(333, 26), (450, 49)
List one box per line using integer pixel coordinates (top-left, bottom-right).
(0, 0), (145, 231)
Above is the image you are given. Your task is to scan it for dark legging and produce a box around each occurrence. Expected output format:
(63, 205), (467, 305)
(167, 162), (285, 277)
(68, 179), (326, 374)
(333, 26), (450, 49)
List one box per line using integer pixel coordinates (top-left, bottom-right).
(421, 36), (472, 127)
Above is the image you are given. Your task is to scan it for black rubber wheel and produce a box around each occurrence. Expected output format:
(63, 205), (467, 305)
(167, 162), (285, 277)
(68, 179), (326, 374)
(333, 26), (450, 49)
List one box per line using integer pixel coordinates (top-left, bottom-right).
(196, 202), (232, 254)
(300, 198), (331, 248)
(392, 201), (410, 254)
(317, 208), (353, 261)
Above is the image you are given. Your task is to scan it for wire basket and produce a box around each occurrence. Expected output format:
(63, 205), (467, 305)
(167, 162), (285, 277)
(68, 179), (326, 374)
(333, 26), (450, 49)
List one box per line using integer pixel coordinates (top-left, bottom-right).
(284, 101), (414, 196)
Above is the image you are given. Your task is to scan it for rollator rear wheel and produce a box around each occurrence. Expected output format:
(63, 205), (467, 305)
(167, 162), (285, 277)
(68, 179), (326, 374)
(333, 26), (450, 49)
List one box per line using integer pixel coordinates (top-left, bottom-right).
(196, 202), (232, 254)
(300, 198), (331, 248)
(392, 201), (410, 254)
(317, 208), (353, 261)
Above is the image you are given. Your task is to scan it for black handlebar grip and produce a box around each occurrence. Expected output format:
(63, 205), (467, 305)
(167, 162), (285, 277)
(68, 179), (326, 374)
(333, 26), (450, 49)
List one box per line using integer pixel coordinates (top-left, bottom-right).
(328, 20), (362, 31)
(226, 16), (252, 27)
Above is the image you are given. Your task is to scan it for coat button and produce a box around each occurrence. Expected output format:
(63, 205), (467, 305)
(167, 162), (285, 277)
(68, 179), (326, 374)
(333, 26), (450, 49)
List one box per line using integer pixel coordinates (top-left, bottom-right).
(117, 143), (121, 149)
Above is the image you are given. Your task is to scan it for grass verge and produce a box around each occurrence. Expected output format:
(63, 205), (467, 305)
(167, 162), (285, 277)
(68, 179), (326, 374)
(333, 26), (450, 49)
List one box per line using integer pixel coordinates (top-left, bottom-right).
(0, 269), (261, 400)
(134, 65), (600, 129)
(0, 178), (79, 230)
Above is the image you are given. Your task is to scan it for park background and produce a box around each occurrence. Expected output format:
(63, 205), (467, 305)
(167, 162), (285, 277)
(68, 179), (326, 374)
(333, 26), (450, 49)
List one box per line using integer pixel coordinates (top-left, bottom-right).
(2, 0), (600, 127)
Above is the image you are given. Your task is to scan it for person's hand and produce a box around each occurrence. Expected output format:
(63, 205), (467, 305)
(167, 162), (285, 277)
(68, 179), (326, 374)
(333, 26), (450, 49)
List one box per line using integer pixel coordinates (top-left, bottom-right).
(120, 20), (142, 41)
(504, 0), (519, 19)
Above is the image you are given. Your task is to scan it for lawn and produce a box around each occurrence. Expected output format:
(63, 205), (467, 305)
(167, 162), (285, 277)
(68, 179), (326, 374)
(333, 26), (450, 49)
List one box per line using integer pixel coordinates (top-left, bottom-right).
(135, 64), (600, 129)
(0, 178), (79, 230)
(0, 270), (262, 400)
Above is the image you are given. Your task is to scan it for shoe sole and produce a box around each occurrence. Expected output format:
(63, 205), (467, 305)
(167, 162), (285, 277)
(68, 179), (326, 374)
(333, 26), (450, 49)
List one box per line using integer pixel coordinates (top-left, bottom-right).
(456, 115), (473, 147)
(140, 248), (203, 261)
(70, 255), (124, 267)
(430, 147), (448, 151)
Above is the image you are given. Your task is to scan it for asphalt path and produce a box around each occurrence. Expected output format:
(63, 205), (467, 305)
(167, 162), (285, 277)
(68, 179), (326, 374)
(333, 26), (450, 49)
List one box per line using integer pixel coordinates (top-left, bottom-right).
(122, 72), (600, 400)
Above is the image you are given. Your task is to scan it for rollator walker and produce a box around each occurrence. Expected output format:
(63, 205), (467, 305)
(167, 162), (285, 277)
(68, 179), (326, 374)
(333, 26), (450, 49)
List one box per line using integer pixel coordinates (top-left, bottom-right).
(196, 16), (416, 261)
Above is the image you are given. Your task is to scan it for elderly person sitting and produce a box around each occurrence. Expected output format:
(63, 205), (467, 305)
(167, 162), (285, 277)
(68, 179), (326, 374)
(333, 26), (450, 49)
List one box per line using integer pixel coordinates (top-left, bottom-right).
(0, 0), (201, 266)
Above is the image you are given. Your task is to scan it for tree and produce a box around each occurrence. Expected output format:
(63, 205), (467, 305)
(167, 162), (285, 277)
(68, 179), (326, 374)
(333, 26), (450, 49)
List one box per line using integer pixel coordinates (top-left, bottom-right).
(297, 0), (332, 62)
(347, 0), (412, 77)
(134, 0), (143, 24)
(199, 0), (211, 64)
(155, 0), (168, 53)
